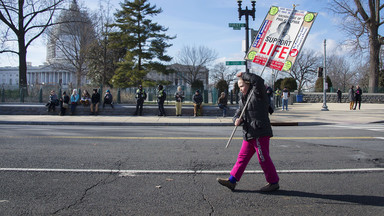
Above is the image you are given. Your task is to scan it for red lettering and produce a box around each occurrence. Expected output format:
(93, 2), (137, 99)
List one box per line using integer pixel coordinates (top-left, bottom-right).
(272, 45), (281, 57)
(260, 42), (276, 56)
(267, 43), (274, 56)
(278, 46), (289, 59)
(290, 49), (298, 57)
(260, 42), (267, 55)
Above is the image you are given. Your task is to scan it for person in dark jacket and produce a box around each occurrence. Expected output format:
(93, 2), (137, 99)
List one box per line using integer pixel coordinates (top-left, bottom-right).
(157, 85), (166, 116)
(217, 72), (279, 192)
(218, 92), (228, 117)
(337, 88), (342, 103)
(353, 85), (362, 110)
(90, 89), (100, 115)
(103, 90), (114, 109)
(134, 85), (147, 116)
(59, 91), (70, 116)
(193, 90), (203, 117)
(46, 90), (58, 112)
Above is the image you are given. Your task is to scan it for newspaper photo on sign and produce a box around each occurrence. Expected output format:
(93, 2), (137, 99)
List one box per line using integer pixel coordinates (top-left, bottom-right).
(245, 6), (317, 72)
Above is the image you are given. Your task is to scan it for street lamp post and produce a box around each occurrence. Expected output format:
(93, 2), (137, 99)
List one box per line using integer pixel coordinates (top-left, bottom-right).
(321, 39), (329, 111)
(237, 0), (256, 73)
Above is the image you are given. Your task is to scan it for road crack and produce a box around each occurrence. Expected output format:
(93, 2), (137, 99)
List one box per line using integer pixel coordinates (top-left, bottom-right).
(191, 161), (215, 215)
(52, 161), (123, 215)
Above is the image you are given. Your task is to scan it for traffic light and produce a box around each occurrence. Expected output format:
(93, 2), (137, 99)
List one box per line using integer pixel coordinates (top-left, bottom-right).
(317, 67), (323, 77)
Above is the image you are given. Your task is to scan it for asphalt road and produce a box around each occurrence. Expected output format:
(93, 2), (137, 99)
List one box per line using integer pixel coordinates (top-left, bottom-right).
(0, 124), (383, 215)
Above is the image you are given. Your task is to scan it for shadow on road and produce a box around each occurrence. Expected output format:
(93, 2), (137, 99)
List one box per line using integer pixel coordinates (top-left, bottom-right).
(234, 189), (384, 207)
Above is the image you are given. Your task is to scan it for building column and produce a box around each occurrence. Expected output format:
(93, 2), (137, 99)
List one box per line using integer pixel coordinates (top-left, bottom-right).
(45, 72), (48, 84)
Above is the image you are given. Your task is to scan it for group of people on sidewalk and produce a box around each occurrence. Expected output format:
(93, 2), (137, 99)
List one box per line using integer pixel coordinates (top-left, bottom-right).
(134, 84), (215, 117)
(348, 85), (363, 110)
(46, 89), (114, 116)
(46, 85), (229, 117)
(269, 87), (290, 111)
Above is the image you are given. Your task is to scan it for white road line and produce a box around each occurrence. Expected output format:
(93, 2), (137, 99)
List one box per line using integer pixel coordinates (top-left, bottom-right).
(0, 168), (383, 175)
(375, 137), (384, 140)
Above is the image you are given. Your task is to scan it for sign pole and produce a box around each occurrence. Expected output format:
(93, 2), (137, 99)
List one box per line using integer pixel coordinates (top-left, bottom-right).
(226, 5), (297, 149)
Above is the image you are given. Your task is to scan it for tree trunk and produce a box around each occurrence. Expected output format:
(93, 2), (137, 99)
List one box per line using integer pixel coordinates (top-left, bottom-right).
(18, 0), (27, 92)
(18, 40), (28, 90)
(368, 26), (380, 93)
(77, 68), (82, 88)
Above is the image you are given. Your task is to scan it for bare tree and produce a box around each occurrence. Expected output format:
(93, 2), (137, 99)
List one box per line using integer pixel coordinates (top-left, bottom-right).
(46, 1), (96, 88)
(327, 55), (358, 92)
(173, 45), (218, 85)
(86, 1), (118, 87)
(0, 0), (66, 90)
(330, 0), (384, 92)
(283, 49), (321, 92)
(210, 62), (237, 85)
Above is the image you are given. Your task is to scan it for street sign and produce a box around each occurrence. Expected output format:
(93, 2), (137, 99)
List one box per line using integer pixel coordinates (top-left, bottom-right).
(226, 61), (246, 66)
(229, 23), (246, 30)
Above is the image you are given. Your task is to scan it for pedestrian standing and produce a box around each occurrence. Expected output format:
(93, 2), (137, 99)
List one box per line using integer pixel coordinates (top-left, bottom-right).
(217, 72), (279, 192)
(134, 85), (147, 116)
(266, 85), (273, 106)
(174, 86), (184, 116)
(337, 88), (342, 103)
(282, 87), (289, 111)
(218, 92), (228, 117)
(157, 85), (167, 116)
(275, 88), (281, 108)
(348, 85), (355, 110)
(354, 85), (362, 110)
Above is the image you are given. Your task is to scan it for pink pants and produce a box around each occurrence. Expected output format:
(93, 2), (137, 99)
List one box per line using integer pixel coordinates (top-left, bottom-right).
(230, 136), (279, 184)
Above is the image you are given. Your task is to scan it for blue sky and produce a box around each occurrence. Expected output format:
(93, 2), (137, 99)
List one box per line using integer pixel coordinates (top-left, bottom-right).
(1, 0), (345, 69)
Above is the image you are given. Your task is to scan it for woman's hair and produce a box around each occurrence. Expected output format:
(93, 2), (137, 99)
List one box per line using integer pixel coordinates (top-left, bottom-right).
(238, 77), (250, 85)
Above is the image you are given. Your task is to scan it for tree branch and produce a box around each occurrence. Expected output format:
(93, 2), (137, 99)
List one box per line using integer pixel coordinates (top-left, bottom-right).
(354, 0), (370, 21)
(0, 4), (18, 33)
(0, 49), (19, 55)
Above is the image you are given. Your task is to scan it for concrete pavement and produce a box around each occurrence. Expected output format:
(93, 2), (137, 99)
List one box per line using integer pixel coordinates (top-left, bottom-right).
(0, 103), (383, 126)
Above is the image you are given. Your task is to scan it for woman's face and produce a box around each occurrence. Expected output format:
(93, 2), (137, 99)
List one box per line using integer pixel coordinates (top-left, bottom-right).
(238, 79), (250, 95)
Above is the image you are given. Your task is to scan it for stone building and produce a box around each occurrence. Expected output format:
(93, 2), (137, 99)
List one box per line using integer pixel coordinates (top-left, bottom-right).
(0, 0), (91, 89)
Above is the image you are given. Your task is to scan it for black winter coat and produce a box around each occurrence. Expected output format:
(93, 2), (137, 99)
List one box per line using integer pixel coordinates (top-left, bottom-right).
(233, 73), (273, 140)
(193, 94), (203, 105)
(91, 93), (100, 104)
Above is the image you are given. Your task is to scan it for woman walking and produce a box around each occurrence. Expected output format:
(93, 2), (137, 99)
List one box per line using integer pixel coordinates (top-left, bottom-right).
(217, 72), (279, 192)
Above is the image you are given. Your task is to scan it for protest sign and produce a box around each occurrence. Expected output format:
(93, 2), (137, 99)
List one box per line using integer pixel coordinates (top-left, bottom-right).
(245, 6), (317, 71)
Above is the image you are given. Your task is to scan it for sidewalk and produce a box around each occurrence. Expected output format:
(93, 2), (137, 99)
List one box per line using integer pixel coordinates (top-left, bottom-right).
(0, 103), (383, 126)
